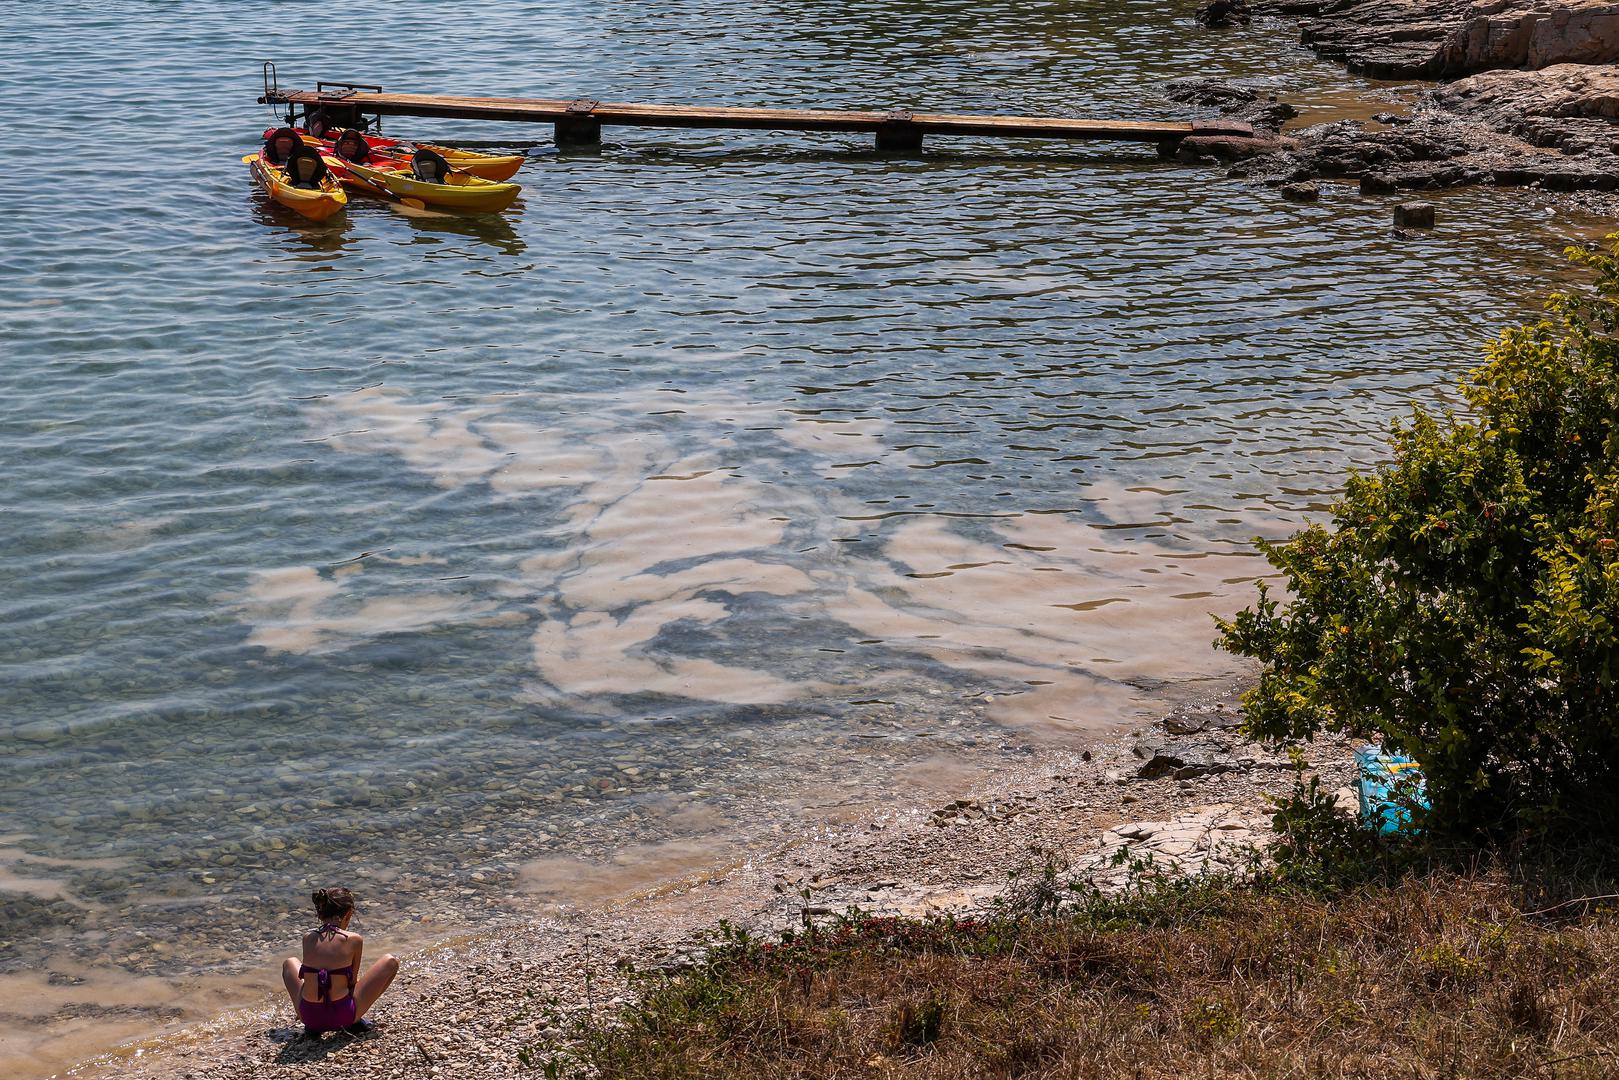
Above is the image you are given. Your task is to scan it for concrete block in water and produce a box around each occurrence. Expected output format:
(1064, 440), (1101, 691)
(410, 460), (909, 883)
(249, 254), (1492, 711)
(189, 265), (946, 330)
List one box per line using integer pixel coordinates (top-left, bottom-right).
(1394, 201), (1436, 228)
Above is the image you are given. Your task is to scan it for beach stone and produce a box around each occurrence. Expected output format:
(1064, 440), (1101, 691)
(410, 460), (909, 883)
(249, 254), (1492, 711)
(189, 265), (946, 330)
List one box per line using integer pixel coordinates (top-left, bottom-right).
(1282, 181), (1321, 201)
(1133, 737), (1244, 780)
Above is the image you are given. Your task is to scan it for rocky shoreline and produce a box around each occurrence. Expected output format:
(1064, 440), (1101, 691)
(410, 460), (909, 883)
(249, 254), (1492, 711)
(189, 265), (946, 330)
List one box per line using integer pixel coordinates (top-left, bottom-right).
(1170, 1), (1619, 211)
(62, 686), (1355, 1080)
(1275, 0), (1619, 79)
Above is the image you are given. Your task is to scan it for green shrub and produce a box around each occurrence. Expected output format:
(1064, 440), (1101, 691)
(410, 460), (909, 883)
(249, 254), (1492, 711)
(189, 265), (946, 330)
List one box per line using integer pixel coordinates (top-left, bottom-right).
(1267, 773), (1405, 890)
(1218, 239), (1619, 838)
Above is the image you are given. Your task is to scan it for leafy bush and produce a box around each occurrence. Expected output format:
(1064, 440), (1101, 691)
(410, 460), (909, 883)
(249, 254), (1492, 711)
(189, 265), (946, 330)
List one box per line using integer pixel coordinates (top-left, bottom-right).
(1219, 240), (1619, 837)
(1267, 773), (1405, 890)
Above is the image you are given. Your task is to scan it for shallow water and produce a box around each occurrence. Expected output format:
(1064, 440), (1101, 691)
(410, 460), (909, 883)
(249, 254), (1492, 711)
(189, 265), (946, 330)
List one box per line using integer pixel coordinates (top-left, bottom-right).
(0, 0), (1600, 1074)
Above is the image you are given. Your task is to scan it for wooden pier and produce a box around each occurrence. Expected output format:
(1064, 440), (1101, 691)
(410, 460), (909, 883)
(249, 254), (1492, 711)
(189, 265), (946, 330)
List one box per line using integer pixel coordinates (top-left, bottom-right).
(260, 83), (1255, 152)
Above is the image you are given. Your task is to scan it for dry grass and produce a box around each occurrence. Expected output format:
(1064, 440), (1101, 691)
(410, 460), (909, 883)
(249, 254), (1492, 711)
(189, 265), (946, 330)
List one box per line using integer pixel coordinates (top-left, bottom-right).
(540, 862), (1619, 1079)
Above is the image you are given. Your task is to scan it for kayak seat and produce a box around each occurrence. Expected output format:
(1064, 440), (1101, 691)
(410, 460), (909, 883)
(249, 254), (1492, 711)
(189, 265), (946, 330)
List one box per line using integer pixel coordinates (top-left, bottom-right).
(411, 149), (451, 184)
(284, 147), (330, 190)
(333, 129), (372, 165)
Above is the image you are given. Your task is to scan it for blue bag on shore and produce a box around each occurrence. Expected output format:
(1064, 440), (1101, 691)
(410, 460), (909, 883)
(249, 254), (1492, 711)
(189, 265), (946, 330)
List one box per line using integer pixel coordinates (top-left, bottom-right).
(1355, 745), (1428, 835)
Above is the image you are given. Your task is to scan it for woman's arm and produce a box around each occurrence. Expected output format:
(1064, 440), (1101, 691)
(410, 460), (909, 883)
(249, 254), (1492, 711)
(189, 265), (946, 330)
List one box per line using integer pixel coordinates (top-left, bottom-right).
(350, 932), (364, 978)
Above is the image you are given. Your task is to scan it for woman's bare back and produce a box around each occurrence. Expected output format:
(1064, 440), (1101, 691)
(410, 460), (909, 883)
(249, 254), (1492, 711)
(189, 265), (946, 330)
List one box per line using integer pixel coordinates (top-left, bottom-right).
(298, 927), (359, 1002)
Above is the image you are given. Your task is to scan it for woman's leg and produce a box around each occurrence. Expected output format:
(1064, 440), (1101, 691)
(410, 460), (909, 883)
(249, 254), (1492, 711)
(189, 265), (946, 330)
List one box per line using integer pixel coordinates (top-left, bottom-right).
(353, 954), (399, 1019)
(281, 958), (303, 1014)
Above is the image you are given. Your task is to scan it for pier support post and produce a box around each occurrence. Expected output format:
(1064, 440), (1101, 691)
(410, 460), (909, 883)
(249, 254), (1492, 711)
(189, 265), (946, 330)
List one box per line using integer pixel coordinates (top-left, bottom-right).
(307, 103), (362, 135)
(555, 98), (602, 149)
(876, 111), (923, 153)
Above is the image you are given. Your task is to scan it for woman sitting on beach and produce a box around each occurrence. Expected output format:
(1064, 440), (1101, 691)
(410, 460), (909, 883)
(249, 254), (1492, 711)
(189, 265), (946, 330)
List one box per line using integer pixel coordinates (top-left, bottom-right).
(281, 888), (398, 1035)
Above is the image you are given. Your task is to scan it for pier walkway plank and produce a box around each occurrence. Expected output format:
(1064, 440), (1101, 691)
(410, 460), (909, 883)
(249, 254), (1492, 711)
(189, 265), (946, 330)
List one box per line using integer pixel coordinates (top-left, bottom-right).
(261, 88), (1254, 150)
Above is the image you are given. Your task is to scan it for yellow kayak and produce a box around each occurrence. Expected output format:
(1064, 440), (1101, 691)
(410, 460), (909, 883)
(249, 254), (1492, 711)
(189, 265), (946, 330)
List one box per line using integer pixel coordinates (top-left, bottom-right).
(341, 159), (521, 213)
(420, 145), (525, 183)
(244, 153), (347, 222)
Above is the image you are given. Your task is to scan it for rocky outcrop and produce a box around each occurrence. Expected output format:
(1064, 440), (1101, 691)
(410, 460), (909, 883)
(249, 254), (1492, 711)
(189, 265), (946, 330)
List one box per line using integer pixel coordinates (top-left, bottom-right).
(1429, 62), (1619, 150)
(1162, 77), (1302, 132)
(1264, 0), (1619, 78)
(1072, 804), (1274, 887)
(1174, 67), (1619, 197)
(1159, 80), (1300, 161)
(1240, 114), (1497, 185)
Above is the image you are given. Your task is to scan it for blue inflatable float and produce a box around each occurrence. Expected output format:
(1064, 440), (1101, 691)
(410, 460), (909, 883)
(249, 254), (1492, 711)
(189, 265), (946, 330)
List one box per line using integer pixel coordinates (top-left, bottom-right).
(1354, 745), (1428, 835)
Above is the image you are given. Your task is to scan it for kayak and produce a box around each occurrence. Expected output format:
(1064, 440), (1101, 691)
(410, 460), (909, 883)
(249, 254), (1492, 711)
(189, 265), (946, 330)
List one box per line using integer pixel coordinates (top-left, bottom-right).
(244, 152), (347, 221)
(339, 159), (522, 213)
(318, 152), (394, 199)
(274, 128), (526, 182)
(390, 142), (524, 183)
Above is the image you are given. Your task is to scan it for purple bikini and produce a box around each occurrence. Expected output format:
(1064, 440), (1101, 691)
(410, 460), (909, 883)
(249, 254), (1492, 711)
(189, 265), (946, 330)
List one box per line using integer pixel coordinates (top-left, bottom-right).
(299, 924), (359, 1033)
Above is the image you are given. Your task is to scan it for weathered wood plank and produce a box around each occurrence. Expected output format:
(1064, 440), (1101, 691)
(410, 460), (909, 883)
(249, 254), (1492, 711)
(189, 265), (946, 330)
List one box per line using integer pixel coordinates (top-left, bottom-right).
(266, 89), (1255, 142)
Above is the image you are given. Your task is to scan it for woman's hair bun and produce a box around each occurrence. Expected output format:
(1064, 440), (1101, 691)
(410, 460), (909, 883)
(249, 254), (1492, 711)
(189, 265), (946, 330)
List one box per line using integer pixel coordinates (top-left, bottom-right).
(311, 887), (355, 920)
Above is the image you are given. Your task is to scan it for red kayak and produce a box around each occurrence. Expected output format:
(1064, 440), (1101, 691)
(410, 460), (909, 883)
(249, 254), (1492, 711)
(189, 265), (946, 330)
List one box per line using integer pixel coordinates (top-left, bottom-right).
(263, 128), (525, 183)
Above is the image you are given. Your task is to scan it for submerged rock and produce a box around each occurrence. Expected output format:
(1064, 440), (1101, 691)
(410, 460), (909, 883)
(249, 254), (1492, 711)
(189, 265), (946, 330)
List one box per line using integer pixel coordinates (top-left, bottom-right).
(1161, 77), (1302, 132)
(1196, 0), (1255, 27)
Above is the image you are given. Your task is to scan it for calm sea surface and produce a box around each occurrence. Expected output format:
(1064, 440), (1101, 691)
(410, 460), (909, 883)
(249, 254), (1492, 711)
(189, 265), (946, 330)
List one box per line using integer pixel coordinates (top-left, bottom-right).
(0, 1), (1593, 1073)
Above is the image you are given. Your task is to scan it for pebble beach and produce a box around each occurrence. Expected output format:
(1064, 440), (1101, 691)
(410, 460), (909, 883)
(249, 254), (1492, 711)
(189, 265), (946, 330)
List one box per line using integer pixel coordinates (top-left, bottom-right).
(67, 688), (1356, 1080)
